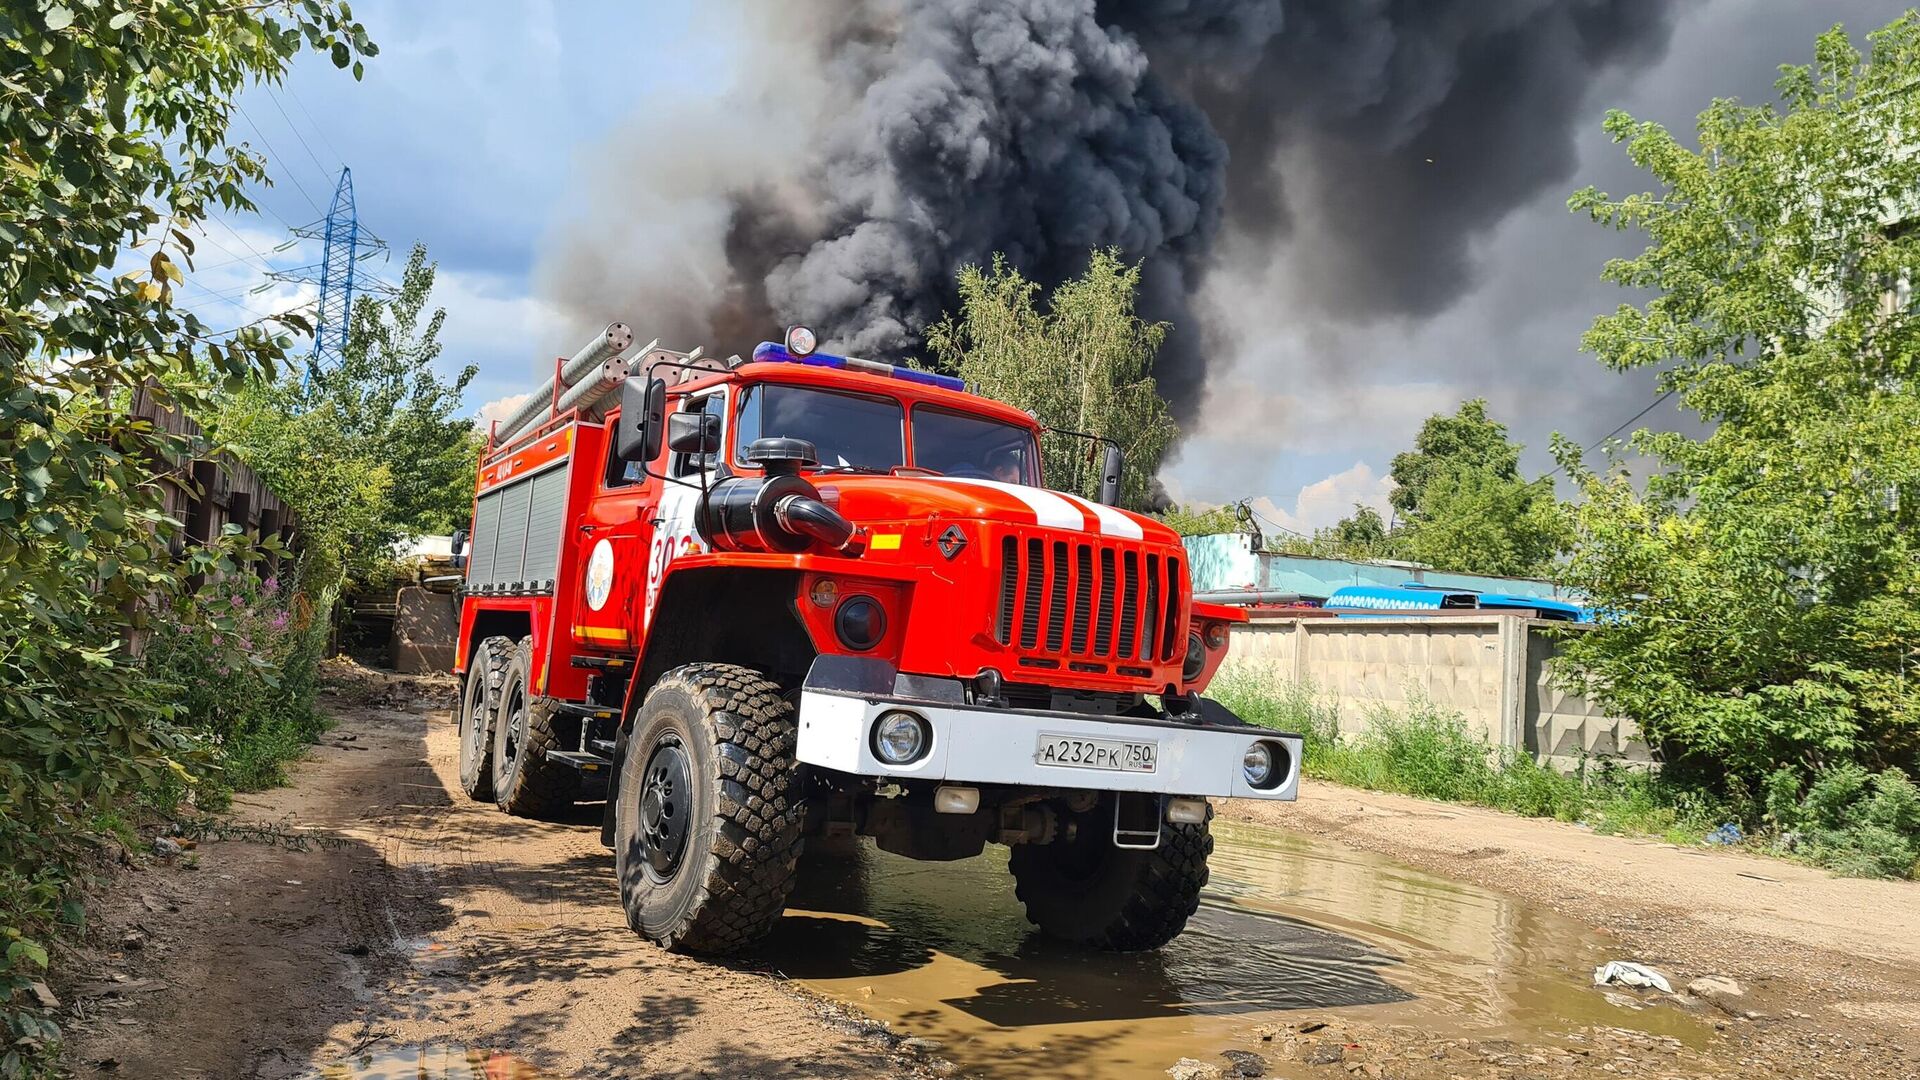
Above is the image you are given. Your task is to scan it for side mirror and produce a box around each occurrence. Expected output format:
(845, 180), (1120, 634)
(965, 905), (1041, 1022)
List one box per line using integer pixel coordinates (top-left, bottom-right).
(449, 528), (468, 570)
(616, 377), (667, 463)
(666, 409), (721, 455)
(1097, 443), (1124, 506)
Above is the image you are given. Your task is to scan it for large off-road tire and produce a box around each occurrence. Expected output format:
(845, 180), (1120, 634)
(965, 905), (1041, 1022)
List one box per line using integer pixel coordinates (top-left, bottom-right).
(1008, 798), (1213, 951)
(614, 663), (806, 955)
(490, 638), (580, 818)
(457, 635), (515, 801)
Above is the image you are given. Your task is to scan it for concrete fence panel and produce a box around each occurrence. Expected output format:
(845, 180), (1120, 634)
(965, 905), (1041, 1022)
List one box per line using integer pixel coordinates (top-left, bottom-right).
(1228, 615), (1649, 767)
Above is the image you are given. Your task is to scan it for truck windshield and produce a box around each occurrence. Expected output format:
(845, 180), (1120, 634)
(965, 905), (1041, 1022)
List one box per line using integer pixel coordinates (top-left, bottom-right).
(734, 383), (1039, 483)
(911, 405), (1038, 485)
(734, 384), (904, 469)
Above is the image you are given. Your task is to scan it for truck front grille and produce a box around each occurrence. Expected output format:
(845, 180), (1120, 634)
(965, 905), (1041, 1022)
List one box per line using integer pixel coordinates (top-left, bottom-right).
(994, 531), (1183, 671)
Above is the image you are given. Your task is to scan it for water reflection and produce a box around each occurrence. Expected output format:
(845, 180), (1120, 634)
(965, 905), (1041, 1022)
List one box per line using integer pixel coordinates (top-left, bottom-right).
(762, 817), (1709, 1079)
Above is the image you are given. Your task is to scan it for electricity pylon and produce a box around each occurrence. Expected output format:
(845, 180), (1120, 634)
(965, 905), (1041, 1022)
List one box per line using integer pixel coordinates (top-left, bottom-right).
(266, 166), (395, 381)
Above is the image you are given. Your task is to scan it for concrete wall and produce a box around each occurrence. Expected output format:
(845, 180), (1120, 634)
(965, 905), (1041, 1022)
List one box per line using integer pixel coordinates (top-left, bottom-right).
(1185, 532), (1580, 602)
(1227, 614), (1652, 768)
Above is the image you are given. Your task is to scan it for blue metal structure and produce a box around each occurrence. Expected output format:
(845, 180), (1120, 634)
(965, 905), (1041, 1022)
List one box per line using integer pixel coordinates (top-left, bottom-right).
(1184, 532), (1583, 605)
(267, 167), (391, 382)
(1320, 583), (1588, 622)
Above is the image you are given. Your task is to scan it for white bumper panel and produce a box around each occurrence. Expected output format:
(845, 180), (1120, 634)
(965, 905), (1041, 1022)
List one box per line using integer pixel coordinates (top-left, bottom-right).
(796, 690), (1302, 800)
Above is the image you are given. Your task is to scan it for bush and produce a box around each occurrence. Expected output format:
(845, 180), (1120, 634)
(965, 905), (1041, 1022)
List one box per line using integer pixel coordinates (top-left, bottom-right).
(143, 569), (338, 800)
(1771, 766), (1920, 879)
(1215, 668), (1919, 880)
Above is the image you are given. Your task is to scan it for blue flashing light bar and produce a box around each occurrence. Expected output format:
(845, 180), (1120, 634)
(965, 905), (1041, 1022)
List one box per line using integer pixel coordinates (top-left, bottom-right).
(752, 341), (966, 393)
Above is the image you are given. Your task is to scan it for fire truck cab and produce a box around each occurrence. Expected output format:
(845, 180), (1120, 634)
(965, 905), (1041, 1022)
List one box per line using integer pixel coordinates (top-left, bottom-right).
(452, 324), (1302, 956)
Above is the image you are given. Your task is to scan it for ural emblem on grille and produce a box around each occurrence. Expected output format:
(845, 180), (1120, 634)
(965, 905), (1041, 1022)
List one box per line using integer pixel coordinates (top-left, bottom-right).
(937, 524), (968, 560)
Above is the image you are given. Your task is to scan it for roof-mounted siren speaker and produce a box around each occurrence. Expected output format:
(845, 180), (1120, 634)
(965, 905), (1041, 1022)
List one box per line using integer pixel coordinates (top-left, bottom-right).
(784, 324), (817, 357)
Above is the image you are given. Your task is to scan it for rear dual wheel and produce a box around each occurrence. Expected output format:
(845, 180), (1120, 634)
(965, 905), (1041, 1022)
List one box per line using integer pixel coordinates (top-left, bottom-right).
(456, 635), (515, 801)
(489, 638), (580, 817)
(614, 663), (807, 955)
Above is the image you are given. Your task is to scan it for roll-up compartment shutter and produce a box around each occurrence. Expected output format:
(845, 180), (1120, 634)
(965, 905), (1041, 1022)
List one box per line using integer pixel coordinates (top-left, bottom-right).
(521, 467), (569, 585)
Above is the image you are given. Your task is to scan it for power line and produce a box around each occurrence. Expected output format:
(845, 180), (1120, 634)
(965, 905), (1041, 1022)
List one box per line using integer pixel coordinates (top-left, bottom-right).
(233, 102), (325, 216)
(279, 81), (347, 168)
(1543, 387), (1679, 479)
(262, 84), (336, 179)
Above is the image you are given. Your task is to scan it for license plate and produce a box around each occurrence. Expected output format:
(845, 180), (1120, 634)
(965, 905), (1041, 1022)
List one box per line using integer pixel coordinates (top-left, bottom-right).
(1034, 732), (1158, 773)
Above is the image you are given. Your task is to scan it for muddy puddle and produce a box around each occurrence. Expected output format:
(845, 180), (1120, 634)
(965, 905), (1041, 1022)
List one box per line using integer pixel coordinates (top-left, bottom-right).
(764, 818), (1711, 1079)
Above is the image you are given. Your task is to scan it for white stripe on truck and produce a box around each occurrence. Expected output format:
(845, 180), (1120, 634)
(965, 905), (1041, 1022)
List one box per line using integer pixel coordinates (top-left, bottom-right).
(1061, 493), (1144, 540)
(939, 478), (1086, 531)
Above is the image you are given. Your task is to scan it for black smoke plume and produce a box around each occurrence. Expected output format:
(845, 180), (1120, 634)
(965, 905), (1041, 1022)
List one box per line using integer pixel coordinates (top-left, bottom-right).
(538, 0), (1676, 423)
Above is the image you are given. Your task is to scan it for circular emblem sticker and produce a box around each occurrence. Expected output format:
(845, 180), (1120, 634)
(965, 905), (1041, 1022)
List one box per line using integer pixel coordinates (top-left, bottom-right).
(585, 538), (615, 611)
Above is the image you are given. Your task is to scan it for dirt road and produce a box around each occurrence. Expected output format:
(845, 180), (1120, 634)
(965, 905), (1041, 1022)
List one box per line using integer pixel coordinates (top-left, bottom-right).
(60, 669), (928, 1079)
(55, 668), (1920, 1079)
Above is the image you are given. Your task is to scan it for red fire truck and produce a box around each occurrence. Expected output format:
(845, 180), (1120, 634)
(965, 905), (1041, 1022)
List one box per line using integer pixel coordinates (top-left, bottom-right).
(451, 323), (1303, 955)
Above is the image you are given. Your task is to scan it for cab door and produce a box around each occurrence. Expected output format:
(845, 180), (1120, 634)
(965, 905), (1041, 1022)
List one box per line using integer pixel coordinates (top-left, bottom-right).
(571, 389), (729, 649)
(570, 419), (657, 652)
(641, 388), (728, 631)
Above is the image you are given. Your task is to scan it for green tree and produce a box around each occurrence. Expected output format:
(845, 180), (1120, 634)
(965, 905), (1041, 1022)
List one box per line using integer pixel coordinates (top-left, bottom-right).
(1396, 468), (1567, 578)
(924, 250), (1177, 511)
(1267, 505), (1405, 562)
(1556, 16), (1920, 786)
(1389, 400), (1567, 576)
(313, 243), (477, 534)
(214, 244), (477, 585)
(0, 1), (371, 1069)
(1388, 399), (1519, 518)
(1157, 502), (1242, 536)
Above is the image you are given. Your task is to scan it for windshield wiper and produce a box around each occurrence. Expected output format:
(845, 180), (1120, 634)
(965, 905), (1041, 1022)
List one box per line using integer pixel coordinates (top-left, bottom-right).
(811, 464), (892, 475)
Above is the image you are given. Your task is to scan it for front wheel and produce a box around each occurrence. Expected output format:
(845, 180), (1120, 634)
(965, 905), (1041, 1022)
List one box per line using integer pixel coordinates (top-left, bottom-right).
(1008, 797), (1213, 951)
(613, 663), (806, 955)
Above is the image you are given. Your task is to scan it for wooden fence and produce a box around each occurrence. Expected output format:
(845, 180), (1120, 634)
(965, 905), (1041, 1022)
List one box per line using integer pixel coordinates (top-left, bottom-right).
(130, 383), (297, 604)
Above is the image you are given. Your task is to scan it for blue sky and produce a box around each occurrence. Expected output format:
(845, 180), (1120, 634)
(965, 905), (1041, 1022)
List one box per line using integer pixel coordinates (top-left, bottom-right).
(188, 2), (732, 416)
(185, 0), (1908, 535)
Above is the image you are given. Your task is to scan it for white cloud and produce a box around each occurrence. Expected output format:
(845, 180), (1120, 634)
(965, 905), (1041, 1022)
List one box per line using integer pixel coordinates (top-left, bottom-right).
(1250, 462), (1396, 536)
(430, 266), (573, 390)
(475, 392), (533, 430)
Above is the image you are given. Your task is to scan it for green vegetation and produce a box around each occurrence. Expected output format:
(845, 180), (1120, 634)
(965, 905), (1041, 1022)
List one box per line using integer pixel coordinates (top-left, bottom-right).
(1556, 17), (1920, 794)
(1265, 399), (1570, 575)
(924, 249), (1177, 511)
(1215, 669), (1919, 878)
(0, 2), (374, 1074)
(1162, 400), (1568, 575)
(1156, 502), (1243, 537)
(213, 242), (479, 589)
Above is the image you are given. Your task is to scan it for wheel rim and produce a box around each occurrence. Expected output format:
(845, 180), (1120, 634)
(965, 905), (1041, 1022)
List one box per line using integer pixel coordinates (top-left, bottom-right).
(638, 737), (692, 880)
(500, 681), (525, 774)
(465, 682), (489, 762)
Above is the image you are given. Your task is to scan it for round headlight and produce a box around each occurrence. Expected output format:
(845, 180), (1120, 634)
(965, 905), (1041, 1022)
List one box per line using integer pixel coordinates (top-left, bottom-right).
(1243, 742), (1274, 787)
(1205, 621), (1229, 649)
(835, 595), (886, 651)
(1183, 631), (1205, 681)
(872, 710), (930, 765)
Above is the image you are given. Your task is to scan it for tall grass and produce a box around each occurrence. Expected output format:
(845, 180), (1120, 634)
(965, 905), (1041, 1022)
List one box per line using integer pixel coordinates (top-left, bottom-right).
(1211, 667), (1918, 879)
(1214, 670), (1745, 844)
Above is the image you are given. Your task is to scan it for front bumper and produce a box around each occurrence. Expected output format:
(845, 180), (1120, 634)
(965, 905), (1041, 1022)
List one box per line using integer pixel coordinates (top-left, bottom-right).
(794, 657), (1302, 800)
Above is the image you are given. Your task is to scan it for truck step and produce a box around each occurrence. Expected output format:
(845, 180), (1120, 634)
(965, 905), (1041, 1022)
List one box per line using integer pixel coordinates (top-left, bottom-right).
(586, 738), (618, 757)
(546, 751), (611, 800)
(551, 701), (619, 721)
(570, 655), (632, 672)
